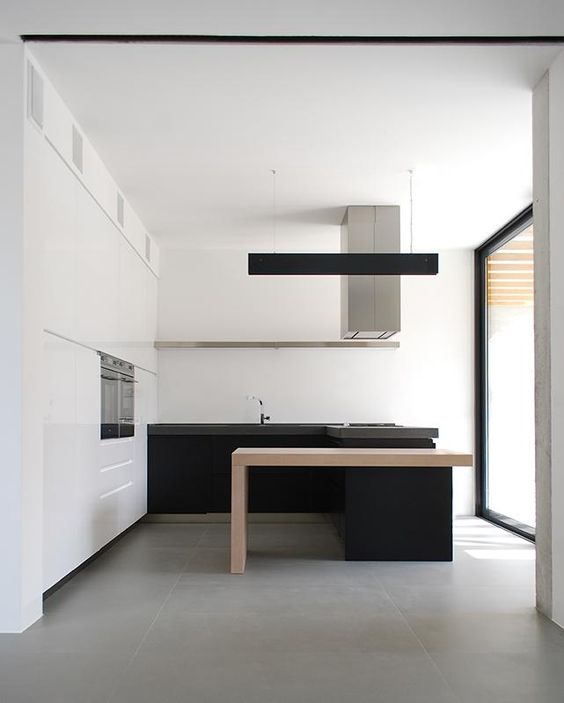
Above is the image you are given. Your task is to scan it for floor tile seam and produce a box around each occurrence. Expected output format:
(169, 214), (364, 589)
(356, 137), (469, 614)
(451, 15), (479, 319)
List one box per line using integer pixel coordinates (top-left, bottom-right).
(383, 581), (535, 591)
(419, 645), (564, 658)
(191, 525), (210, 553)
(104, 541), (200, 703)
(174, 581), (385, 591)
(239, 649), (471, 703)
(177, 528), (222, 572)
(382, 587), (465, 703)
(359, 567), (387, 590)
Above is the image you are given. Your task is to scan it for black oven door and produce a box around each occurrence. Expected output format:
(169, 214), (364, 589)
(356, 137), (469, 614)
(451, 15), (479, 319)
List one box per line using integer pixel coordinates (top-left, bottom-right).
(101, 369), (120, 439)
(119, 376), (135, 438)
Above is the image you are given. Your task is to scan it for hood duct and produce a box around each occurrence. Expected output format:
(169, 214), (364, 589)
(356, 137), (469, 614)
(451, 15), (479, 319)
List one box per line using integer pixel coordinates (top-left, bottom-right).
(341, 205), (401, 339)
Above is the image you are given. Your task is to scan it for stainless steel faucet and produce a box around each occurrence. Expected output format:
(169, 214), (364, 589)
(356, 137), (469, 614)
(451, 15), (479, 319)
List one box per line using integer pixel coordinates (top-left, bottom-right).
(246, 395), (270, 424)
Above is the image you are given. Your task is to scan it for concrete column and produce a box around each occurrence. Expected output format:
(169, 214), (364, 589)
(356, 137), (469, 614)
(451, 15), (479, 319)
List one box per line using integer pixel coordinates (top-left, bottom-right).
(533, 49), (564, 628)
(0, 44), (43, 632)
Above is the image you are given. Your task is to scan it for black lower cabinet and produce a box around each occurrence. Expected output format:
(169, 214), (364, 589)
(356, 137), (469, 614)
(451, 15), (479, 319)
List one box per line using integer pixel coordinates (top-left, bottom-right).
(213, 468), (335, 512)
(249, 469), (314, 512)
(344, 467), (453, 561)
(213, 435), (330, 512)
(147, 432), (443, 534)
(149, 432), (332, 514)
(148, 436), (212, 513)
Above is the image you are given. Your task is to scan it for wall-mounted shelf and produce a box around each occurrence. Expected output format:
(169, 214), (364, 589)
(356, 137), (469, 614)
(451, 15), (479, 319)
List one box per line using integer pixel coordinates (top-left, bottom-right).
(155, 340), (399, 349)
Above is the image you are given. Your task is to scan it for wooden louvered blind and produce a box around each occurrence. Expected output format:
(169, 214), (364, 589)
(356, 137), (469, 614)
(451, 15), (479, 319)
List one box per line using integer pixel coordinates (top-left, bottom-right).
(487, 224), (534, 306)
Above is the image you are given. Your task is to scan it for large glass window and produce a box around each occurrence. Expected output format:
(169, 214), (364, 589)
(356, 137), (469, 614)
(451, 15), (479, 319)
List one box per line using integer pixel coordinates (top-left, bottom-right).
(476, 207), (535, 539)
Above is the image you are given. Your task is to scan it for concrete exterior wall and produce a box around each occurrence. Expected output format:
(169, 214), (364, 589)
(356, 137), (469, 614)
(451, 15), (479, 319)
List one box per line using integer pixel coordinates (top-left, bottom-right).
(533, 71), (552, 618)
(533, 49), (564, 628)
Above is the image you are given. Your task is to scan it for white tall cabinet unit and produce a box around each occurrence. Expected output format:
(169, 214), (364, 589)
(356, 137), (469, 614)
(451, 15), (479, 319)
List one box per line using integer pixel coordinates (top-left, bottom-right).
(25, 56), (159, 591)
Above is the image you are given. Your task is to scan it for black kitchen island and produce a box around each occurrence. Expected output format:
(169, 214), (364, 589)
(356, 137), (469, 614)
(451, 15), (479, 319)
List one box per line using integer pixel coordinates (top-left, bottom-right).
(147, 425), (437, 509)
(147, 423), (465, 561)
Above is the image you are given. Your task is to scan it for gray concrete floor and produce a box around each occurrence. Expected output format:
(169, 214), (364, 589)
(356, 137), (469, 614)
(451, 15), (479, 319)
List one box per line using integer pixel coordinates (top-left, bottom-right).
(0, 517), (563, 703)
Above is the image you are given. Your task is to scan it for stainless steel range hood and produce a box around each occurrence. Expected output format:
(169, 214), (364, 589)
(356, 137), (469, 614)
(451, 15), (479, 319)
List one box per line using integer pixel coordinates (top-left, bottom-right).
(341, 206), (401, 339)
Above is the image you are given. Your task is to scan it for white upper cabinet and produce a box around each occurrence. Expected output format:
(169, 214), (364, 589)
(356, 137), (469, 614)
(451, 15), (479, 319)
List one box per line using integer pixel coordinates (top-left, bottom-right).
(145, 269), (159, 370)
(27, 54), (159, 372)
(75, 183), (120, 349)
(29, 132), (77, 340)
(42, 73), (74, 167)
(81, 138), (119, 223)
(117, 236), (147, 359)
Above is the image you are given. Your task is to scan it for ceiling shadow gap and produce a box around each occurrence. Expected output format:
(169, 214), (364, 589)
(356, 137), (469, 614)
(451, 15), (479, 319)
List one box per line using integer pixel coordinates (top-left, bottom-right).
(20, 34), (564, 45)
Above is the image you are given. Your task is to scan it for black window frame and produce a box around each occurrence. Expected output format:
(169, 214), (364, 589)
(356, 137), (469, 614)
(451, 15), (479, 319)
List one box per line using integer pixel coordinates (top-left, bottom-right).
(475, 204), (535, 542)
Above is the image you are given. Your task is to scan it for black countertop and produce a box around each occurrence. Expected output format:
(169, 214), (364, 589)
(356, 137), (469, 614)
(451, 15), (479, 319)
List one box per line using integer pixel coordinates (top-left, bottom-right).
(325, 425), (439, 439)
(148, 423), (439, 439)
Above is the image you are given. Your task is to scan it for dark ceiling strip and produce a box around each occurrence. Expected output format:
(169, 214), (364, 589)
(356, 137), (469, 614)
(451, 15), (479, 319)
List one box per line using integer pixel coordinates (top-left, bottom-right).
(248, 253), (439, 276)
(20, 34), (564, 45)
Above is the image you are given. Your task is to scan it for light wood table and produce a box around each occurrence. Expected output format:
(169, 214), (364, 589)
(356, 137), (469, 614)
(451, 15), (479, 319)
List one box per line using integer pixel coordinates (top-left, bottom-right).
(230, 448), (473, 574)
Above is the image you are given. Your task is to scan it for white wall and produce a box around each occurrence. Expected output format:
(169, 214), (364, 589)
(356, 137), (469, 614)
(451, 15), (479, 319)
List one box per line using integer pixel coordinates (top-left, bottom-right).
(158, 248), (340, 341)
(533, 48), (564, 628)
(0, 45), (44, 633)
(23, 52), (160, 594)
(157, 248), (475, 515)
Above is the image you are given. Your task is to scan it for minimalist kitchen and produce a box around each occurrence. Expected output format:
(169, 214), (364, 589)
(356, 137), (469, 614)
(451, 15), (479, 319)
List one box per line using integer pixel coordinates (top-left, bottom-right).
(31, 45), (476, 591)
(2, 27), (564, 703)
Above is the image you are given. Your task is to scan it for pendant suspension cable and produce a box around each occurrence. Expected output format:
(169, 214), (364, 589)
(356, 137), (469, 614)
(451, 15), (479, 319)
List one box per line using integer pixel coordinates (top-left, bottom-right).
(271, 169), (277, 253)
(408, 169), (414, 254)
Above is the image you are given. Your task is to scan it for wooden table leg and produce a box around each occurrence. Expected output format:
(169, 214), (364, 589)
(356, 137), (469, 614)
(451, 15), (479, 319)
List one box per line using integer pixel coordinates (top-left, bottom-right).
(231, 464), (249, 574)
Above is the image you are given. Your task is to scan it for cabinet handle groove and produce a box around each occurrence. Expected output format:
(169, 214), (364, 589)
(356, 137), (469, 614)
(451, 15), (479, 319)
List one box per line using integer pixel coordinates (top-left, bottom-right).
(100, 459), (133, 473)
(100, 481), (133, 500)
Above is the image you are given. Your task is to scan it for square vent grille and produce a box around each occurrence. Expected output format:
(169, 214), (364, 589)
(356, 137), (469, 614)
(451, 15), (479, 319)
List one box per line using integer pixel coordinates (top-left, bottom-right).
(27, 63), (44, 129)
(72, 125), (83, 172)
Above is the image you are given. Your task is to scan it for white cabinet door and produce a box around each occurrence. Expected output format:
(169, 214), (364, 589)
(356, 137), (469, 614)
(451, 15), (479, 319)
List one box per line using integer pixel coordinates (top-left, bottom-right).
(116, 238), (146, 367)
(76, 185), (119, 351)
(121, 368), (156, 530)
(38, 145), (78, 340)
(75, 344), (103, 556)
(43, 334), (79, 590)
(137, 266), (158, 373)
(43, 336), (99, 591)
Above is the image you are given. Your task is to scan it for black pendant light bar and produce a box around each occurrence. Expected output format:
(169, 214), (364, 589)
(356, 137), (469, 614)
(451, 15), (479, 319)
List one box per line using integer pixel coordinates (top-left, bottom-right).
(248, 253), (438, 276)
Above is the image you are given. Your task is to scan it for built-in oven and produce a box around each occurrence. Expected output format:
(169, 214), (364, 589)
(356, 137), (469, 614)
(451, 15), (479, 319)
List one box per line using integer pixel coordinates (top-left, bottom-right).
(100, 354), (136, 440)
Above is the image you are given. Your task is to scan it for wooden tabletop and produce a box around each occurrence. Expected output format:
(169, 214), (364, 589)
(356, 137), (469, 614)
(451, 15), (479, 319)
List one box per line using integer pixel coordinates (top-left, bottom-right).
(232, 447), (473, 468)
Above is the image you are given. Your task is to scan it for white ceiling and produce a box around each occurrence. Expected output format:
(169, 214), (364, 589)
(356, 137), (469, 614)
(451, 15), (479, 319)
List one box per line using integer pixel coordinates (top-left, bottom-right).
(3, 0), (564, 41)
(30, 42), (561, 249)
